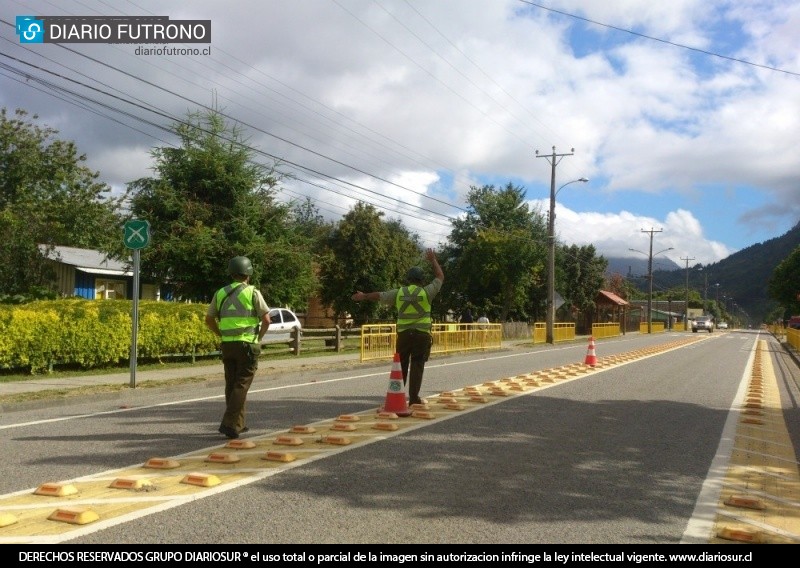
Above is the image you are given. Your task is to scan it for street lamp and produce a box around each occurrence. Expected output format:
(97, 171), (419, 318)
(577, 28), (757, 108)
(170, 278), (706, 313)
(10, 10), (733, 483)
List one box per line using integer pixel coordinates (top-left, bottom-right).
(697, 268), (710, 315)
(629, 237), (673, 334)
(546, 177), (589, 344)
(681, 256), (695, 332)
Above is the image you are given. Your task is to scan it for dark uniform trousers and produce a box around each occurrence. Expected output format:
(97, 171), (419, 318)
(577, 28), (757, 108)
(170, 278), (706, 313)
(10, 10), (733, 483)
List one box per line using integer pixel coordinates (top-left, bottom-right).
(395, 329), (433, 404)
(220, 341), (260, 432)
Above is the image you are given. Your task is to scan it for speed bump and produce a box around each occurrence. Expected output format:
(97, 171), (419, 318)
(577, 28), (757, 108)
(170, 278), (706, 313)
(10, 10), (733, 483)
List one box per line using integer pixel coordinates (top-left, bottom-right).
(716, 525), (762, 543)
(109, 477), (153, 490)
(181, 473), (221, 488)
(411, 411), (435, 419)
(274, 436), (304, 446)
(336, 415), (360, 422)
(48, 507), (99, 525)
(226, 439), (256, 449)
(262, 451), (296, 463)
(144, 458), (180, 469)
(34, 483), (78, 497)
(205, 452), (240, 464)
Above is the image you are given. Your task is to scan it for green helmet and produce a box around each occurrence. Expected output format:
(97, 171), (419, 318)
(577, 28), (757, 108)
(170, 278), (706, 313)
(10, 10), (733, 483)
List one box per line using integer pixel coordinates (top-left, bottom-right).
(405, 266), (425, 285)
(228, 256), (253, 277)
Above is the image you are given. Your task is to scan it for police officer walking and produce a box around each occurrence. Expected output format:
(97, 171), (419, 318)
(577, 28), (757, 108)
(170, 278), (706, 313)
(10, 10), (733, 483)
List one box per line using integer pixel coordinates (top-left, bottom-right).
(205, 256), (271, 439)
(351, 248), (444, 406)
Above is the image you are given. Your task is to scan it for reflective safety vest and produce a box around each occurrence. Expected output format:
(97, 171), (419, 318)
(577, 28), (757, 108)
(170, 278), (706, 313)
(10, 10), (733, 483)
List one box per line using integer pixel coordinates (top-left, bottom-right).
(215, 283), (260, 343)
(395, 284), (432, 333)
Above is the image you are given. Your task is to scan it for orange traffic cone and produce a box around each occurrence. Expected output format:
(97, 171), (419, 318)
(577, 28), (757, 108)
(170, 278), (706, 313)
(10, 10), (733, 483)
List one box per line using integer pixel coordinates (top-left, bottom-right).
(380, 353), (411, 417)
(584, 336), (597, 367)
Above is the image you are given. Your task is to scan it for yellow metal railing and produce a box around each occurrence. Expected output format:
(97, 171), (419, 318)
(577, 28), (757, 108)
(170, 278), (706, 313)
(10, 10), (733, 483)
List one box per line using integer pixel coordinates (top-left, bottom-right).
(359, 323), (503, 362)
(787, 328), (800, 351)
(591, 322), (621, 339)
(639, 322), (666, 333)
(532, 322), (575, 344)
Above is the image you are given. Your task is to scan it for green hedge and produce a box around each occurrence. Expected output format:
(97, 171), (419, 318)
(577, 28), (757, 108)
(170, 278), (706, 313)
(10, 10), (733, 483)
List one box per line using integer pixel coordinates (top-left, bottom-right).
(0, 299), (218, 373)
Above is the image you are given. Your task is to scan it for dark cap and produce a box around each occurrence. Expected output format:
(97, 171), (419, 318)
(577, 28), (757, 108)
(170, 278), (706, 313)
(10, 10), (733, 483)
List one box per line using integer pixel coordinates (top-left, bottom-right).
(405, 266), (425, 284)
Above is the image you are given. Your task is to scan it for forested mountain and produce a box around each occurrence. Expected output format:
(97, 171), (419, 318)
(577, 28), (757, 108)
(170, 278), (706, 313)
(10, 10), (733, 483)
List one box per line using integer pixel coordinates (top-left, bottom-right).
(606, 221), (800, 325)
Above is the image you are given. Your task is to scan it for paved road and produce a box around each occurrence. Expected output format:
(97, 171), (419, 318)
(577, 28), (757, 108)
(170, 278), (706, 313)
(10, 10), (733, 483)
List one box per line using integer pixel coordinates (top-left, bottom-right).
(1, 331), (798, 544)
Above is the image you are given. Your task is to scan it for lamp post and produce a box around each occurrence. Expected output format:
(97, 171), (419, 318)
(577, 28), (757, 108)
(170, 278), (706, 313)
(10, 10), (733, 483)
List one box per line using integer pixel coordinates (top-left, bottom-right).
(703, 271), (708, 315)
(545, 176), (588, 344)
(681, 256), (695, 332)
(630, 228), (672, 334)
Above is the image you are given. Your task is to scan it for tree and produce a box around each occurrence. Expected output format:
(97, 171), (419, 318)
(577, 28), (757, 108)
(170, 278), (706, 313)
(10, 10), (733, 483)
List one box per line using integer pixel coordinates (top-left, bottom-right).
(291, 197), (331, 245)
(768, 245), (800, 319)
(605, 273), (632, 300)
(126, 108), (316, 305)
(441, 183), (547, 322)
(319, 202), (421, 325)
(0, 108), (123, 299)
(557, 243), (608, 329)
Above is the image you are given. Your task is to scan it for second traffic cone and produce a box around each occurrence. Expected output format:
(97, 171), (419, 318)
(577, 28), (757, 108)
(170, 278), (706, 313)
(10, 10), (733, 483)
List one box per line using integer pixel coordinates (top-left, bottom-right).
(380, 353), (411, 417)
(584, 336), (597, 367)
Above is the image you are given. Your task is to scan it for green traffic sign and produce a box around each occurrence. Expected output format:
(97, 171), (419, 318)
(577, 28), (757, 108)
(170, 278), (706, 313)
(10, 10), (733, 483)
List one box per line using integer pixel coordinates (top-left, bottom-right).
(124, 219), (150, 249)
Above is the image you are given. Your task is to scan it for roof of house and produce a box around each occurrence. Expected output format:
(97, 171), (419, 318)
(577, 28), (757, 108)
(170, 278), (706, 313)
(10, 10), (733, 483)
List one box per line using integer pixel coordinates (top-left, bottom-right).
(596, 290), (629, 306)
(39, 245), (132, 277)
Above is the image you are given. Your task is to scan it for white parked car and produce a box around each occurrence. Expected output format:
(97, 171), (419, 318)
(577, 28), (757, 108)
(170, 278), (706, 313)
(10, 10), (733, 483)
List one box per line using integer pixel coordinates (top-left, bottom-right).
(717, 321), (728, 330)
(260, 308), (302, 344)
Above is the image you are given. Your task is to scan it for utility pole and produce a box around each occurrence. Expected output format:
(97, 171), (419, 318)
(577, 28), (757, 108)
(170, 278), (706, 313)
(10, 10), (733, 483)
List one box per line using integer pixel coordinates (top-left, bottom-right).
(681, 255), (695, 332)
(536, 146), (576, 345)
(642, 228), (662, 335)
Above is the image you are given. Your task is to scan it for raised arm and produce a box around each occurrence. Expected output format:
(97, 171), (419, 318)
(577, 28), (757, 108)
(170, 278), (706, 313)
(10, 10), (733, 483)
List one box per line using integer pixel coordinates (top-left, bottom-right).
(427, 248), (444, 282)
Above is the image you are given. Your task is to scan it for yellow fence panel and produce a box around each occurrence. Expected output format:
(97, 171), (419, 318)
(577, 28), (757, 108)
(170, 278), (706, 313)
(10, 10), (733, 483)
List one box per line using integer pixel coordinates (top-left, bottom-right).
(532, 323), (546, 344)
(591, 322), (620, 339)
(359, 323), (503, 362)
(787, 328), (800, 352)
(532, 322), (575, 344)
(359, 324), (396, 362)
(639, 322), (666, 333)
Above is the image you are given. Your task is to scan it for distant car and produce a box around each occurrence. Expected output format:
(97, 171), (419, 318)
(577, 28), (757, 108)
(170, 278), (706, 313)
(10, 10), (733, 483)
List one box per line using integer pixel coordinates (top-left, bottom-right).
(260, 308), (302, 344)
(692, 315), (714, 333)
(717, 321), (728, 330)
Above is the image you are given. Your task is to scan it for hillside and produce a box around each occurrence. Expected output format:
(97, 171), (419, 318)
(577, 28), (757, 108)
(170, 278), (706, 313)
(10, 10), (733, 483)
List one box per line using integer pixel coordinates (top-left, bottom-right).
(606, 221), (800, 325)
(605, 256), (681, 278)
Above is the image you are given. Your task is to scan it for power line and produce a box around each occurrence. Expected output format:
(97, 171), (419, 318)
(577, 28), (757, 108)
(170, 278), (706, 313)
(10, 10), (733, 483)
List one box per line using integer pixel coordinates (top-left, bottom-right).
(518, 0), (800, 77)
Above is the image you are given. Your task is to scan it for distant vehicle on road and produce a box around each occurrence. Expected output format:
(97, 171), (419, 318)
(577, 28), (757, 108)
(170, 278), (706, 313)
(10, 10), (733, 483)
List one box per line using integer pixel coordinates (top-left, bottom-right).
(717, 321), (728, 330)
(692, 315), (714, 333)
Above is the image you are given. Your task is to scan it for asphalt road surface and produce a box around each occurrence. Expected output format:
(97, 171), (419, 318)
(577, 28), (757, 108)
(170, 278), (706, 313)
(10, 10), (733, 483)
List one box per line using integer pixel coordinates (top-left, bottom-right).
(1, 330), (798, 545)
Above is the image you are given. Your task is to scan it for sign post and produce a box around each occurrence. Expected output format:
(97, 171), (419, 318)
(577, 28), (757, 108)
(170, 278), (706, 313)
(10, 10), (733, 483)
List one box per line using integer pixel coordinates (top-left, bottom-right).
(124, 220), (150, 388)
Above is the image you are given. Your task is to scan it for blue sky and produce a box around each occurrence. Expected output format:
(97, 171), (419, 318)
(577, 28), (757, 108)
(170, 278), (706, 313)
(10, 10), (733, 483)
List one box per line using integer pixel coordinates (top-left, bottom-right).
(2, 0), (799, 268)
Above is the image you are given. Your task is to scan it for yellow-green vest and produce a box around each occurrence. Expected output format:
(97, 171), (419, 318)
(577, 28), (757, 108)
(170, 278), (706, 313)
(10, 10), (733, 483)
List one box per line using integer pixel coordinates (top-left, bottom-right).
(395, 284), (432, 333)
(215, 283), (259, 343)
